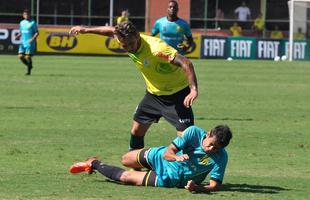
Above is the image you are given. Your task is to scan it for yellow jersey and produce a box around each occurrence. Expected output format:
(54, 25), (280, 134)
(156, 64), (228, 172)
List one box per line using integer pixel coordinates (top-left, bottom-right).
(117, 16), (128, 24)
(254, 18), (264, 30)
(270, 31), (284, 39)
(128, 34), (188, 96)
(294, 32), (305, 40)
(230, 26), (242, 36)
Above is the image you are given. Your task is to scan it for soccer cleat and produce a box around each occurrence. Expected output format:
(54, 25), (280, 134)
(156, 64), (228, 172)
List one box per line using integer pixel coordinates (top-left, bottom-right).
(69, 157), (97, 174)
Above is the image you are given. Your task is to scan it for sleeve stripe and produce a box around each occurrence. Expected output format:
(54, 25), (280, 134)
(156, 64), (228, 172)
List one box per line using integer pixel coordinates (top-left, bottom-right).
(171, 142), (181, 151)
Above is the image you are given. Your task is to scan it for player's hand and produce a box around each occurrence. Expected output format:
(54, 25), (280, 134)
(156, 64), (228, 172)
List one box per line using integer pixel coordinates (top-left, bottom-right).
(183, 88), (198, 108)
(185, 180), (197, 192)
(175, 154), (189, 161)
(69, 26), (87, 36)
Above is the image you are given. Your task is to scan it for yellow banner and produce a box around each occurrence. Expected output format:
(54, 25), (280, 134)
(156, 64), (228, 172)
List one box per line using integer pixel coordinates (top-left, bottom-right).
(37, 28), (125, 55)
(185, 34), (200, 58)
(37, 28), (200, 58)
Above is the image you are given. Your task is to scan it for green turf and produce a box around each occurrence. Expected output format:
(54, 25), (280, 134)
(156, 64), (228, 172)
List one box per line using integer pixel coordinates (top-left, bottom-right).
(0, 55), (309, 200)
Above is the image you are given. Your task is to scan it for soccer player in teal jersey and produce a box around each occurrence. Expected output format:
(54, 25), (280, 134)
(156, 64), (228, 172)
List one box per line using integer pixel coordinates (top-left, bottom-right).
(69, 125), (232, 193)
(152, 0), (193, 54)
(15, 9), (39, 75)
(70, 21), (198, 151)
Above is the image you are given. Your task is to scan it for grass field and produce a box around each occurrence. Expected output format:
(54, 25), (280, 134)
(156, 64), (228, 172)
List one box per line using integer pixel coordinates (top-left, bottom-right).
(0, 55), (309, 200)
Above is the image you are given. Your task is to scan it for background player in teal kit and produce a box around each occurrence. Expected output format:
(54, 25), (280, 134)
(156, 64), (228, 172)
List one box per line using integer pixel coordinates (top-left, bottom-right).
(15, 9), (39, 75)
(152, 0), (193, 54)
(69, 125), (232, 193)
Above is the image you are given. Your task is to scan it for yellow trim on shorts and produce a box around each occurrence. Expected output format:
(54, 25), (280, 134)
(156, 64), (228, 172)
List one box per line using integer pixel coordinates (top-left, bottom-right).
(144, 171), (152, 187)
(136, 149), (144, 168)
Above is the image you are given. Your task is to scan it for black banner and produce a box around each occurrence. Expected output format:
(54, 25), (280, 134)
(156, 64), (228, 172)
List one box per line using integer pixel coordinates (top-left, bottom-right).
(0, 28), (20, 54)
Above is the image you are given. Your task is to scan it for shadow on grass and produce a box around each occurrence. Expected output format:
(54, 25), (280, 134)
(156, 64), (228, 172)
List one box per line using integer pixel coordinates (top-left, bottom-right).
(196, 117), (254, 121)
(221, 183), (289, 194)
(3, 106), (35, 110)
(94, 180), (288, 194)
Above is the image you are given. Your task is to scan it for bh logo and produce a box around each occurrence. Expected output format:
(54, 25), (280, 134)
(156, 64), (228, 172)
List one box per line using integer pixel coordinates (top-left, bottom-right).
(47, 32), (77, 51)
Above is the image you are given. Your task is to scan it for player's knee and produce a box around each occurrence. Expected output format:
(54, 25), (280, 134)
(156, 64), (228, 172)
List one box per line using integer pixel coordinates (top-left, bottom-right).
(121, 153), (131, 167)
(18, 54), (24, 59)
(131, 127), (147, 136)
(121, 154), (128, 167)
(25, 55), (31, 60)
(120, 171), (140, 185)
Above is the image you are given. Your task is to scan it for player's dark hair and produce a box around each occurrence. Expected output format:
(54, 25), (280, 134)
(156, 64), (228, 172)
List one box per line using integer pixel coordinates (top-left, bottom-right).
(169, 0), (178, 5)
(210, 125), (232, 148)
(114, 21), (138, 38)
(23, 9), (30, 14)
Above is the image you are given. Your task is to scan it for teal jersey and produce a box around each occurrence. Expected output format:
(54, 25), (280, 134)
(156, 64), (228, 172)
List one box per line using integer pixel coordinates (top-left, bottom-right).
(152, 17), (192, 52)
(147, 126), (228, 187)
(20, 19), (38, 46)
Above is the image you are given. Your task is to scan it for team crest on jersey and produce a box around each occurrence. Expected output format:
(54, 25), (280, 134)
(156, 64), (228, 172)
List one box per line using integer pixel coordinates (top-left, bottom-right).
(199, 155), (209, 165)
(176, 25), (183, 33)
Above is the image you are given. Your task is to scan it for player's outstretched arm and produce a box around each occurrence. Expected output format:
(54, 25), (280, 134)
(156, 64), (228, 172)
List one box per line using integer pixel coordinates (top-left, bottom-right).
(172, 54), (198, 108)
(163, 143), (189, 162)
(185, 179), (221, 193)
(69, 26), (115, 37)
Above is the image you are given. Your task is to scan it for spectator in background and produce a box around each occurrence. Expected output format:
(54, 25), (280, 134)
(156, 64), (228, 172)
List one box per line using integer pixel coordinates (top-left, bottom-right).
(270, 25), (284, 39)
(252, 13), (264, 37)
(234, 1), (251, 29)
(151, 0), (193, 55)
(230, 22), (242, 37)
(294, 27), (306, 40)
(215, 8), (225, 29)
(117, 10), (129, 25)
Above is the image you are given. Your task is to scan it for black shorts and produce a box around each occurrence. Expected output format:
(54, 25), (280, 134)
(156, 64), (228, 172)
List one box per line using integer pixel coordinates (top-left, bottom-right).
(138, 149), (158, 187)
(133, 87), (194, 131)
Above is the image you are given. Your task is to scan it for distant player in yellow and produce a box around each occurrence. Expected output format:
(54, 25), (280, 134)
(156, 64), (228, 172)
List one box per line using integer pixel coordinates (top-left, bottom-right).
(294, 27), (306, 40)
(116, 10), (129, 25)
(229, 22), (242, 37)
(270, 25), (284, 39)
(252, 13), (264, 37)
(69, 21), (198, 151)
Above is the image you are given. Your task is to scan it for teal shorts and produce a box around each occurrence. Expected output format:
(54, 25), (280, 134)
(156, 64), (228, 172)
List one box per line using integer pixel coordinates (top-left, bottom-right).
(18, 43), (36, 55)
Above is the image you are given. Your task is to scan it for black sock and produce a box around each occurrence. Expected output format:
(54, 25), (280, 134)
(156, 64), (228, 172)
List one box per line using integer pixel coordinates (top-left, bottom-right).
(20, 57), (28, 66)
(92, 160), (125, 182)
(129, 135), (144, 150)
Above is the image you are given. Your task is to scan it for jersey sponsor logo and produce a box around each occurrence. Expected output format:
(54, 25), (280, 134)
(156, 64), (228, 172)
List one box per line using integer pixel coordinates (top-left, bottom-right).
(105, 37), (126, 53)
(199, 155), (209, 165)
(47, 32), (77, 51)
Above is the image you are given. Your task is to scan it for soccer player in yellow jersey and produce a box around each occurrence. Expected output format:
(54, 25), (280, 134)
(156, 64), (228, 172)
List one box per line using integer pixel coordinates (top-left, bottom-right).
(252, 13), (264, 37)
(294, 27), (306, 40)
(229, 22), (242, 37)
(69, 21), (198, 150)
(116, 10), (129, 25)
(270, 25), (284, 39)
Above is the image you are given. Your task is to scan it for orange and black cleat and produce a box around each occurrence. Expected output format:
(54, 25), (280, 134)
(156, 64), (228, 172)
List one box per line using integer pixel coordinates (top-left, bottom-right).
(69, 157), (97, 174)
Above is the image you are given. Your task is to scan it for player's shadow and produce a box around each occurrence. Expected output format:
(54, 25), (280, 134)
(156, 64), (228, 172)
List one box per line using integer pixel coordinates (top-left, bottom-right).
(221, 183), (289, 194)
(196, 117), (254, 121)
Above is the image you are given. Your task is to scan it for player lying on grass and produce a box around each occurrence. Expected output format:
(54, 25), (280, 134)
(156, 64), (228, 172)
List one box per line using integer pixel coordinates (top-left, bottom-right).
(69, 21), (198, 151)
(69, 125), (232, 193)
